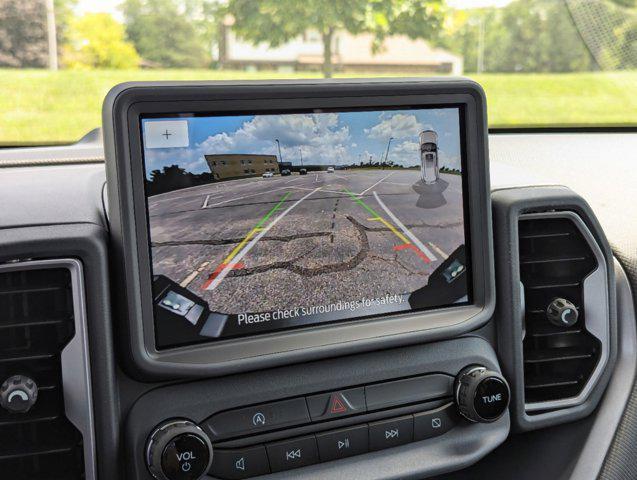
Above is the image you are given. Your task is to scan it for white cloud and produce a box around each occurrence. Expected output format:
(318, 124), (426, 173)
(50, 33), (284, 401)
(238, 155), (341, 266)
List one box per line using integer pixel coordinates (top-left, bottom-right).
(366, 113), (432, 140)
(196, 113), (352, 166)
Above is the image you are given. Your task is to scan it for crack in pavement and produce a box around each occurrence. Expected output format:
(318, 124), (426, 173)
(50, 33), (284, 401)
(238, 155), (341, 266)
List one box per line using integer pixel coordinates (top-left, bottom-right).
(152, 231), (331, 247)
(226, 215), (369, 278)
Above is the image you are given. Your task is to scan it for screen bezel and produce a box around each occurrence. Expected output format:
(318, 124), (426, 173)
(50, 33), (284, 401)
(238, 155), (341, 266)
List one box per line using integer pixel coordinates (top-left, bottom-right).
(104, 79), (494, 380)
(140, 104), (472, 348)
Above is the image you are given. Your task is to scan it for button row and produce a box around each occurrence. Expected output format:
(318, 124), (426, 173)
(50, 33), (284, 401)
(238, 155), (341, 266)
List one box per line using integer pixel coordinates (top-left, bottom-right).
(209, 403), (457, 479)
(204, 374), (453, 441)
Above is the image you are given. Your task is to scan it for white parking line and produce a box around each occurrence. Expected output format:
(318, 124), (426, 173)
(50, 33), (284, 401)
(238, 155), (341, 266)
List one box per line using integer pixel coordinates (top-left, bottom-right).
(428, 242), (449, 260)
(201, 193), (223, 209)
(358, 172), (395, 196)
(290, 186), (347, 195)
(373, 191), (437, 262)
(180, 261), (210, 288)
(204, 187), (288, 208)
(206, 187), (322, 290)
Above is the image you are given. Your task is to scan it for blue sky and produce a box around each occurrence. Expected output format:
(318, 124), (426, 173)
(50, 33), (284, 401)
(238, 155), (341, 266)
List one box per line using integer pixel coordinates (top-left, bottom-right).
(142, 108), (462, 179)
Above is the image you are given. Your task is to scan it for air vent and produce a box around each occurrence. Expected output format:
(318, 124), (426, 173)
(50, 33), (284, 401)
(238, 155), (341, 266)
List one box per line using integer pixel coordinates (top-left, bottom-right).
(519, 213), (607, 409)
(0, 266), (85, 479)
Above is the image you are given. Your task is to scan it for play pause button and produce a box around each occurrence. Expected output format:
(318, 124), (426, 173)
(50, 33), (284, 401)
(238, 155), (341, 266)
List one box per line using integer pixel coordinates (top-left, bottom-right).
(316, 425), (369, 461)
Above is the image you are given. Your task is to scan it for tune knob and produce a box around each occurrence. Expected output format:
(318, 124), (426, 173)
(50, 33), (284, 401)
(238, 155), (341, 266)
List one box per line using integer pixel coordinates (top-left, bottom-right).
(0, 375), (38, 413)
(547, 297), (578, 327)
(146, 419), (213, 480)
(455, 366), (510, 423)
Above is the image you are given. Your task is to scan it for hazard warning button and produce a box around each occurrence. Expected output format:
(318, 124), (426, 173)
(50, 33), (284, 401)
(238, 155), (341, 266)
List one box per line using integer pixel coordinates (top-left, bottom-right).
(306, 388), (366, 421)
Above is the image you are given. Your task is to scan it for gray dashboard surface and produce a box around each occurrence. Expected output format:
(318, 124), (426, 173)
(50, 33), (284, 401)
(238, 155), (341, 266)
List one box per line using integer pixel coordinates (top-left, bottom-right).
(3, 132), (636, 245)
(2, 130), (637, 479)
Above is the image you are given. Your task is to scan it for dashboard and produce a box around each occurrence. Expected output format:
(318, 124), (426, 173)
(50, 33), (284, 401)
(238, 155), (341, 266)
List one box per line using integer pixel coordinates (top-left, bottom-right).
(0, 78), (636, 480)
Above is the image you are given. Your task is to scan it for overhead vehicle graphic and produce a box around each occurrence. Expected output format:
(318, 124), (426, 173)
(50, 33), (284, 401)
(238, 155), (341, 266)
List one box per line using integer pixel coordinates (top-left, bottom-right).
(419, 130), (439, 184)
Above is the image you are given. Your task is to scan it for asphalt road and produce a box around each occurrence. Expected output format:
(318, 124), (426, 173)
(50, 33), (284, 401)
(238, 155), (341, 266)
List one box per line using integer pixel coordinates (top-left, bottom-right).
(148, 169), (465, 314)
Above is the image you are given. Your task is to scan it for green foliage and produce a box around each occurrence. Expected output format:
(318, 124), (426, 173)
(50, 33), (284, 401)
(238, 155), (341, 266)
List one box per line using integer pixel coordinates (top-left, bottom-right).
(441, 0), (594, 73)
(62, 13), (140, 69)
(3, 68), (637, 145)
(226, 0), (446, 77)
(441, 0), (637, 73)
(0, 0), (49, 67)
(122, 0), (217, 68)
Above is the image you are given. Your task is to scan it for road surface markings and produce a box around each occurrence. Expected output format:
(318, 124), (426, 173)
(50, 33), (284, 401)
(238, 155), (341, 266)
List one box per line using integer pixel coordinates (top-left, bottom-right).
(180, 261), (211, 288)
(201, 193), (224, 209)
(384, 181), (412, 186)
(203, 187), (288, 208)
(344, 188), (409, 245)
(345, 188), (434, 265)
(373, 192), (437, 263)
(290, 186), (346, 195)
(314, 174), (320, 182)
(203, 188), (321, 290)
(428, 241), (449, 260)
(357, 172), (395, 196)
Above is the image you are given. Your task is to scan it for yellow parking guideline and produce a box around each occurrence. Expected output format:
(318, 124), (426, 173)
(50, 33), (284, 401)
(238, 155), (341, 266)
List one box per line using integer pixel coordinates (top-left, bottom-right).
(376, 217), (410, 244)
(221, 191), (291, 265)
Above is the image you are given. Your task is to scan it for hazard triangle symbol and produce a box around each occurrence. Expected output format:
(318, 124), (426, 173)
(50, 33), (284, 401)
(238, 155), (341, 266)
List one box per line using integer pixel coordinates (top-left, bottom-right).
(330, 395), (347, 414)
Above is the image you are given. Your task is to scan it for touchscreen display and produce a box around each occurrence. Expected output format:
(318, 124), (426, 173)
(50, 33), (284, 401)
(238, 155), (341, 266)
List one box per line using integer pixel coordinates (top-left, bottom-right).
(141, 107), (471, 348)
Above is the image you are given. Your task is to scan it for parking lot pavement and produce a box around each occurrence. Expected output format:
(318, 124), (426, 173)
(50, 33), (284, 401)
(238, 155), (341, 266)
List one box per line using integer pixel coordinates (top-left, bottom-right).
(148, 169), (466, 313)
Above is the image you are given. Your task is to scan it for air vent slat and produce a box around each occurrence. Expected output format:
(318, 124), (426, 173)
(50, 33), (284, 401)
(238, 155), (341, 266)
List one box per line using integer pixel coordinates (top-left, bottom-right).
(0, 444), (77, 461)
(526, 281), (581, 290)
(519, 215), (601, 406)
(520, 255), (587, 265)
(0, 318), (68, 330)
(0, 266), (84, 478)
(524, 347), (594, 364)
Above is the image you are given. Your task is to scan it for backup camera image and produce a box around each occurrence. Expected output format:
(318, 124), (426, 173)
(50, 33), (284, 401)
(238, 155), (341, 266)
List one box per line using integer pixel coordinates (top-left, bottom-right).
(142, 107), (470, 348)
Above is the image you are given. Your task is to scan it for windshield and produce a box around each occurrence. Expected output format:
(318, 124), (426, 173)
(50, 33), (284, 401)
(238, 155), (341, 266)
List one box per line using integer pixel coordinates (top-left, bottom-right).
(1, 0), (636, 146)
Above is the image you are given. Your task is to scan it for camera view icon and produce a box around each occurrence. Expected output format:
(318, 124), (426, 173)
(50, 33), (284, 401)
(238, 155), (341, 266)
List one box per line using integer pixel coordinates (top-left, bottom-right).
(235, 457), (245, 471)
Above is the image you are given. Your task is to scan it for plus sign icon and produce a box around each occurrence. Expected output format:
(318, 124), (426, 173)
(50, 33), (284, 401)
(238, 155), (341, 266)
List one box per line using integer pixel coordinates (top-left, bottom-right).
(143, 119), (189, 149)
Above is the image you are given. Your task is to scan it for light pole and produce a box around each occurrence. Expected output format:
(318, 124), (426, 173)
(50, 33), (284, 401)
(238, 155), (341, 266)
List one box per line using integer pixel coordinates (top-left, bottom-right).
(299, 147), (304, 167)
(275, 139), (283, 163)
(45, 0), (58, 70)
(382, 137), (394, 167)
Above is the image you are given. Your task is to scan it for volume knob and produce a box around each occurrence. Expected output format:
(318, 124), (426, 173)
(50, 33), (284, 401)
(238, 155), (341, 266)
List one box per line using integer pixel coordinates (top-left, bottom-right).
(146, 419), (213, 480)
(455, 366), (510, 423)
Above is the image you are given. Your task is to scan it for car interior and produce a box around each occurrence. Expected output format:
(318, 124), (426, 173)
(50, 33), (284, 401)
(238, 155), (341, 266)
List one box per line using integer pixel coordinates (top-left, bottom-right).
(2, 1), (637, 480)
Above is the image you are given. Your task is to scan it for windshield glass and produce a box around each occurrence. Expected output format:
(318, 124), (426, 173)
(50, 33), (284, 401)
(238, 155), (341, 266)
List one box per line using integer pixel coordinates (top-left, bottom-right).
(1, 0), (636, 146)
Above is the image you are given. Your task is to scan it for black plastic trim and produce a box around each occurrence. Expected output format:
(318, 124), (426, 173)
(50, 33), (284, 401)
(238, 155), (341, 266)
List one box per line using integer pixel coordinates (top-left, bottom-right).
(103, 78), (495, 380)
(491, 185), (617, 432)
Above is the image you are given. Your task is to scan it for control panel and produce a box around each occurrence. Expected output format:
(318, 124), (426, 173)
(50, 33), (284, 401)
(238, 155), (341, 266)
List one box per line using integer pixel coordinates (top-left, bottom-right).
(144, 366), (509, 480)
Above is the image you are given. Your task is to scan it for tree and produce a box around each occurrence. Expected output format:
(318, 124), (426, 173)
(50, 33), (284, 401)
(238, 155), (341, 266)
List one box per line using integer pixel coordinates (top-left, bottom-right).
(62, 13), (140, 68)
(122, 0), (216, 68)
(226, 0), (446, 78)
(0, 0), (49, 67)
(439, 0), (594, 73)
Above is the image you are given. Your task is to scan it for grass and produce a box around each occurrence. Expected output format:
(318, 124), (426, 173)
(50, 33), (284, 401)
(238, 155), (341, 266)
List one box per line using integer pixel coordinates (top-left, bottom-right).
(1, 69), (636, 144)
